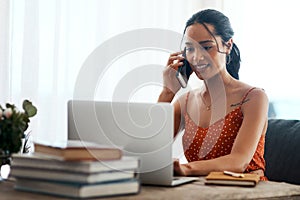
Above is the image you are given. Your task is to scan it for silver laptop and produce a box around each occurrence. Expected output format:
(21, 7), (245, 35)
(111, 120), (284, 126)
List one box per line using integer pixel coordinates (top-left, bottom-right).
(67, 100), (198, 186)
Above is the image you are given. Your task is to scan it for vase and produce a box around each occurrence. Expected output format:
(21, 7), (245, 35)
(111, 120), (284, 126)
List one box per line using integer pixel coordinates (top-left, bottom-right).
(0, 150), (11, 181)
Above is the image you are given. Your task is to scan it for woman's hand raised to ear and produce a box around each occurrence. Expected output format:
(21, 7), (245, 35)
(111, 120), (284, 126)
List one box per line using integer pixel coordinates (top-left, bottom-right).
(158, 52), (185, 102)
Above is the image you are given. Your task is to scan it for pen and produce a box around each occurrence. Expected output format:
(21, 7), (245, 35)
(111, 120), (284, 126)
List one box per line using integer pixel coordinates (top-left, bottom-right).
(223, 170), (245, 178)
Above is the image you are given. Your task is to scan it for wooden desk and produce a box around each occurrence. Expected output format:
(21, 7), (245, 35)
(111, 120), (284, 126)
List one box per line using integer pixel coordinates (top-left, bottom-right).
(1, 178), (300, 200)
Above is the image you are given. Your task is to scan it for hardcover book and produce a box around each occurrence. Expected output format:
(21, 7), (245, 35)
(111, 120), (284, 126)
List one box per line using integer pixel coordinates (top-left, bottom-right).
(205, 171), (260, 187)
(11, 153), (139, 173)
(15, 178), (140, 198)
(10, 166), (136, 184)
(33, 140), (122, 161)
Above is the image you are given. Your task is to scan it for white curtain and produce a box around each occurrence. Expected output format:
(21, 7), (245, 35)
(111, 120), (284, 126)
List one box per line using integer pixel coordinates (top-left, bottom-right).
(1, 0), (224, 144)
(3, 0), (300, 146)
(0, 0), (10, 102)
(223, 0), (300, 119)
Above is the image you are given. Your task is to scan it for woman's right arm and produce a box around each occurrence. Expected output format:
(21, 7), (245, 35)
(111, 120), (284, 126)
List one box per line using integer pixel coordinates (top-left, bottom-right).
(158, 52), (185, 136)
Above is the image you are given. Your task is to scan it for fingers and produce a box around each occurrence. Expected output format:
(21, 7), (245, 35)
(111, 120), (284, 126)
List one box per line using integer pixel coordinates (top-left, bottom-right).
(170, 51), (183, 59)
(173, 159), (179, 165)
(173, 159), (180, 170)
(167, 51), (185, 67)
(169, 61), (184, 71)
(173, 160), (180, 176)
(173, 159), (185, 176)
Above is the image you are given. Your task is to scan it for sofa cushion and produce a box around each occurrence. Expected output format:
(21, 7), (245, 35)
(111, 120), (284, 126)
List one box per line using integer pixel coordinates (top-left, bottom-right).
(265, 119), (300, 184)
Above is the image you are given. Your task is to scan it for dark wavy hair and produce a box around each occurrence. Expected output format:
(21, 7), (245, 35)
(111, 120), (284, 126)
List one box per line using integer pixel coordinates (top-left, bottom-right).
(183, 9), (240, 80)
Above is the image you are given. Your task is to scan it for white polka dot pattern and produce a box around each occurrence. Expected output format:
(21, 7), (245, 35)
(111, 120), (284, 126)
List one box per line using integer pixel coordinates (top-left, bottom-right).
(183, 107), (242, 161)
(182, 105), (266, 176)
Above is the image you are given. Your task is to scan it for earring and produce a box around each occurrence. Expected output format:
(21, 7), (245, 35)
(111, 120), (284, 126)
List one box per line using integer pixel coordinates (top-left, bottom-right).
(226, 54), (231, 65)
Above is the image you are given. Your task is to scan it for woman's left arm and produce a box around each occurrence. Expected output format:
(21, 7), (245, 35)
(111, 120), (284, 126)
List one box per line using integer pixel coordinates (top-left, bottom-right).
(175, 89), (269, 176)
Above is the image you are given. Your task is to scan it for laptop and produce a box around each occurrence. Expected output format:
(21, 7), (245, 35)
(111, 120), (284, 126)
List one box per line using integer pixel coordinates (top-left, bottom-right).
(67, 100), (198, 186)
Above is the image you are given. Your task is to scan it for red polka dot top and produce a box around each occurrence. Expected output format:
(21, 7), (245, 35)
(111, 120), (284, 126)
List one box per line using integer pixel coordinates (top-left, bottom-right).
(182, 87), (266, 179)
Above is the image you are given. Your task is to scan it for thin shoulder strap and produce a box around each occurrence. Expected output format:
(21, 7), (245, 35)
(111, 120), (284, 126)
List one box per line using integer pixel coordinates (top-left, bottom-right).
(241, 87), (257, 103)
(184, 91), (191, 114)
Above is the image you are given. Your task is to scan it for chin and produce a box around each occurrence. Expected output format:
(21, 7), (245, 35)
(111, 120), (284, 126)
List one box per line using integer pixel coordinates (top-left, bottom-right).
(195, 70), (220, 81)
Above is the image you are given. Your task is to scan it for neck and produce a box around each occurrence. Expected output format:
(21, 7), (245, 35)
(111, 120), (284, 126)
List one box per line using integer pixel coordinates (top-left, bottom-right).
(200, 72), (233, 120)
(201, 72), (234, 115)
(203, 72), (234, 95)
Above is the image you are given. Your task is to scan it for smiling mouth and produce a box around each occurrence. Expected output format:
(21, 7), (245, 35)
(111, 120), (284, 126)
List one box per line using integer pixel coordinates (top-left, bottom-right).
(194, 63), (210, 70)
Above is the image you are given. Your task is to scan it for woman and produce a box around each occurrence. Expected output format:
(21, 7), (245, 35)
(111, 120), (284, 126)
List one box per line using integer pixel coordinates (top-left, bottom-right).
(158, 9), (268, 179)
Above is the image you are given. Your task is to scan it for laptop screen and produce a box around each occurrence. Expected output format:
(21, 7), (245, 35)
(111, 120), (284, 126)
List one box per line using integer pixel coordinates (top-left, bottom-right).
(68, 100), (174, 179)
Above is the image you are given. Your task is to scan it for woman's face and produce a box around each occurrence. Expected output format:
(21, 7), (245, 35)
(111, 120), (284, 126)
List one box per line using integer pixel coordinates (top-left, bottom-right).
(184, 23), (230, 80)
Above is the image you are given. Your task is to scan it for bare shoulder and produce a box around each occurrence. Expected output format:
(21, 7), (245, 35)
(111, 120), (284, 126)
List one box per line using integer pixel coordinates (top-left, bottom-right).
(240, 86), (269, 113)
(233, 80), (268, 101)
(230, 80), (268, 109)
(245, 87), (268, 103)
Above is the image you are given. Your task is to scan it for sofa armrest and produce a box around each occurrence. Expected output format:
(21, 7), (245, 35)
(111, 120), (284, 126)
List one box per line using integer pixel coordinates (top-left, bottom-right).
(265, 119), (300, 184)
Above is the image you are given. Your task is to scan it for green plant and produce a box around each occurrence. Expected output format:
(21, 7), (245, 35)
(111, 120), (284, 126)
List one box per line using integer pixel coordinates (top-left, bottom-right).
(0, 100), (37, 154)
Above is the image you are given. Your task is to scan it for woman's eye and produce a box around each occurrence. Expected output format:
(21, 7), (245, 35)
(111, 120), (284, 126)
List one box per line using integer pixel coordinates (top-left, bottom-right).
(186, 47), (195, 52)
(203, 46), (212, 51)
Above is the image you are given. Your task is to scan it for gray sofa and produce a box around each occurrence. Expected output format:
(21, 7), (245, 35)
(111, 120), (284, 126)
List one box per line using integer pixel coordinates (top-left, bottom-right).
(264, 119), (300, 184)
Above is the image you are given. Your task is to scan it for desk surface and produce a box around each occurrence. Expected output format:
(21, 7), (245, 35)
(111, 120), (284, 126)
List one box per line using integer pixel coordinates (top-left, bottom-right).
(1, 178), (300, 200)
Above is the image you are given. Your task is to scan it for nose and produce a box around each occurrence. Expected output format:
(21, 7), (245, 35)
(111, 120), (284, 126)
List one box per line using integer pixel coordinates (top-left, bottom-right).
(192, 49), (205, 63)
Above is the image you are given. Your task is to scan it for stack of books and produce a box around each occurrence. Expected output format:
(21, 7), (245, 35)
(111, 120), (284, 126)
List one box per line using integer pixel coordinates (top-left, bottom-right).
(10, 140), (140, 198)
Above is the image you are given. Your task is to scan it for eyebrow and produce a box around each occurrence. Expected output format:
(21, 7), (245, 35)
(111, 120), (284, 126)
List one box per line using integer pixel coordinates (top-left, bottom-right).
(185, 40), (215, 45)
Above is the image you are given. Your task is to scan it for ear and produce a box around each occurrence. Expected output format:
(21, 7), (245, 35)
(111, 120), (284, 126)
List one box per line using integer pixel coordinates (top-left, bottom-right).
(224, 38), (233, 55)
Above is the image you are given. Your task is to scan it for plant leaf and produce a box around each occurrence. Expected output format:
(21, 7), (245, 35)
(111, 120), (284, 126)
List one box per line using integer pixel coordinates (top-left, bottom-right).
(22, 100), (37, 117)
